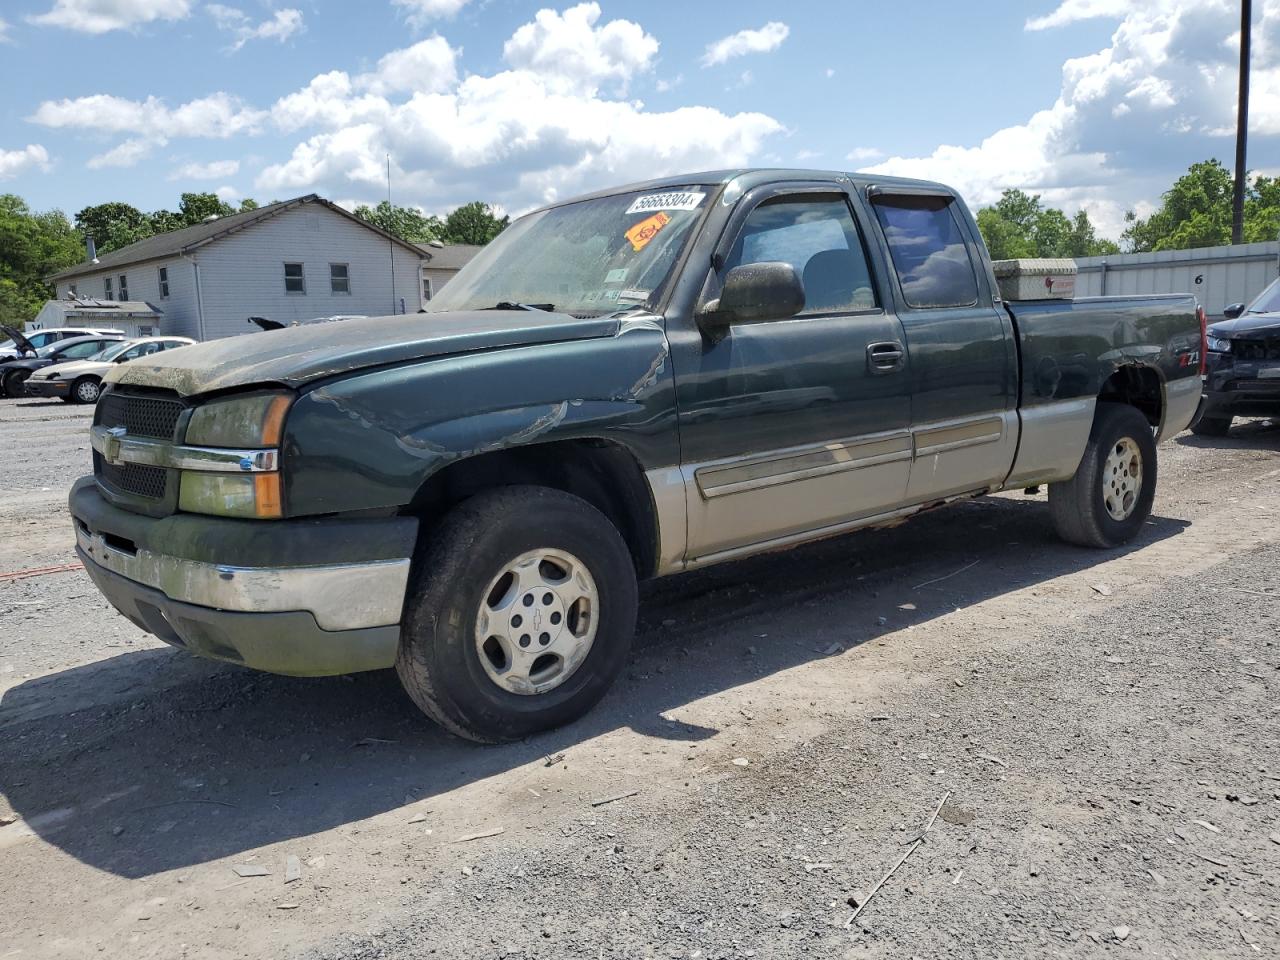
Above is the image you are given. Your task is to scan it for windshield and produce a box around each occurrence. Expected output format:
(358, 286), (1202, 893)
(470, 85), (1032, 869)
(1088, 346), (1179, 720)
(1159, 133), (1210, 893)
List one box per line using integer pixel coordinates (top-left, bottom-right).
(96, 340), (140, 362)
(426, 186), (711, 316)
(1247, 278), (1280, 314)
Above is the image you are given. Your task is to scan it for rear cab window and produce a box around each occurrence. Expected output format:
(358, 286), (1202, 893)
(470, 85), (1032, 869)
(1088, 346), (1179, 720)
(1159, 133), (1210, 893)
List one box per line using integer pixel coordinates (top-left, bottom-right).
(871, 194), (979, 309)
(720, 195), (879, 315)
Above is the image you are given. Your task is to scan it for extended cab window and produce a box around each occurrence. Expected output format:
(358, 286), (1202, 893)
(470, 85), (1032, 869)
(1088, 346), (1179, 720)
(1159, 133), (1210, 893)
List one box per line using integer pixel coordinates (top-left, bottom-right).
(723, 196), (877, 315)
(872, 195), (979, 309)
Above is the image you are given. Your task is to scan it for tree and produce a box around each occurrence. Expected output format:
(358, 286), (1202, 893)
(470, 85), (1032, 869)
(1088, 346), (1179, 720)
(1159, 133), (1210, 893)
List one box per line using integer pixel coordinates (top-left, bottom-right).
(238, 198), (260, 212)
(354, 201), (443, 243)
(441, 201), (508, 245)
(975, 189), (1119, 260)
(1121, 159), (1280, 252)
(0, 195), (81, 324)
(74, 201), (152, 254)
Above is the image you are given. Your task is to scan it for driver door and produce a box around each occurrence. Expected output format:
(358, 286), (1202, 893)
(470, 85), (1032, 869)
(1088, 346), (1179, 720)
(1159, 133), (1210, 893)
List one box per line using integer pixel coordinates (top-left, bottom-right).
(670, 186), (913, 563)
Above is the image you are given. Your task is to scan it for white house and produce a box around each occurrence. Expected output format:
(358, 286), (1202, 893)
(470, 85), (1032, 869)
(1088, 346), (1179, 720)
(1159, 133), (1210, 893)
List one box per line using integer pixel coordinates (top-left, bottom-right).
(47, 195), (429, 340)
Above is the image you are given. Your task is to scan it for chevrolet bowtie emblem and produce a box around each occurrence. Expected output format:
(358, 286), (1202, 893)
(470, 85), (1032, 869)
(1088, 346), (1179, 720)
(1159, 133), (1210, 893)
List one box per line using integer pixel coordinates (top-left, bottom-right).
(102, 426), (127, 464)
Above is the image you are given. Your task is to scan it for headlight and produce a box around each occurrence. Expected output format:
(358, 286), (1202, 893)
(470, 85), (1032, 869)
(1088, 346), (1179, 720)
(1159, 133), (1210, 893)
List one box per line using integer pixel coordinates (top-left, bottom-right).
(1206, 335), (1231, 353)
(178, 391), (292, 519)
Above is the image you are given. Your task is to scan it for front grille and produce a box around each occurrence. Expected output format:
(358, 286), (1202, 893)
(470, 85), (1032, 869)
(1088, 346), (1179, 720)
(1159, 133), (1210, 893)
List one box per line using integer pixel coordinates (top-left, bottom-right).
(93, 388), (185, 505)
(95, 453), (168, 500)
(1232, 339), (1280, 362)
(96, 391), (184, 440)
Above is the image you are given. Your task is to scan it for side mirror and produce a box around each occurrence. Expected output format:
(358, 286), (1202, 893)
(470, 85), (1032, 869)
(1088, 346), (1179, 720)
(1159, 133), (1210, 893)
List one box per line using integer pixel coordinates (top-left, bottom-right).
(1223, 302), (1246, 320)
(699, 262), (805, 329)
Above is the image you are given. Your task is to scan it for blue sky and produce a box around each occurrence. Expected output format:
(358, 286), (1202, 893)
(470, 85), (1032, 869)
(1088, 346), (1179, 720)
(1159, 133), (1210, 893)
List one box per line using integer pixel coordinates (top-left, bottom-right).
(1, 0), (1276, 239)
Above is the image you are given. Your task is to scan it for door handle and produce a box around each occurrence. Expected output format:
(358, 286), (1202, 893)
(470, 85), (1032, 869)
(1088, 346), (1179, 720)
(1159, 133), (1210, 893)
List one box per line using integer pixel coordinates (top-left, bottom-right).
(867, 341), (905, 373)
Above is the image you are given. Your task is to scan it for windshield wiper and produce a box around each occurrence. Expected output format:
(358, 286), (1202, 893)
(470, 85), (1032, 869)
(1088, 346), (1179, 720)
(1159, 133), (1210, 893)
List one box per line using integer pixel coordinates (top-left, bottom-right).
(491, 301), (555, 313)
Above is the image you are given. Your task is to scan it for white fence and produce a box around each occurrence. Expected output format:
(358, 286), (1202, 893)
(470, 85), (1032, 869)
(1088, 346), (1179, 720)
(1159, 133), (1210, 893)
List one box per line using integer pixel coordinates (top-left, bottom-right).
(1075, 241), (1280, 320)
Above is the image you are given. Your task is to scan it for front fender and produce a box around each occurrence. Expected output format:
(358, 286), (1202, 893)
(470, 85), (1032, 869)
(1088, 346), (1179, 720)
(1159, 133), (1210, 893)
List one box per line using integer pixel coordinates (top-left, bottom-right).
(280, 321), (678, 516)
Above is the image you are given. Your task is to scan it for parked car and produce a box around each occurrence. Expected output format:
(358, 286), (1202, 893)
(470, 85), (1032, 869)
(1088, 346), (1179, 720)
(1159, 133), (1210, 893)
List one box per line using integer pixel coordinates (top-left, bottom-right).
(0, 325), (124, 363)
(0, 334), (127, 398)
(71, 169), (1203, 742)
(1194, 277), (1280, 436)
(24, 336), (196, 404)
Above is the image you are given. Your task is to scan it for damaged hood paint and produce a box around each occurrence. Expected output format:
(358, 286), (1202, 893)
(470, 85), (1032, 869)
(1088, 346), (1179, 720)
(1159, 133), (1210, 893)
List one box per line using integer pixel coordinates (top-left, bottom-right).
(1208, 312), (1280, 340)
(108, 310), (623, 397)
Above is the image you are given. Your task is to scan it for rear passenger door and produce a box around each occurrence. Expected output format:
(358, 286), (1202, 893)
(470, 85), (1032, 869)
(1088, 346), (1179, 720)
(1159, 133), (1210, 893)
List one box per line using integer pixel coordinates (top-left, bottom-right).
(866, 189), (1018, 501)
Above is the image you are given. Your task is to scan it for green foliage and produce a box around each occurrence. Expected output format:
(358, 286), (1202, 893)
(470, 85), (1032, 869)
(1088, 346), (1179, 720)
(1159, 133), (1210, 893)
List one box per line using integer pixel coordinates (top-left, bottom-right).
(74, 201), (153, 254)
(1123, 159), (1280, 251)
(975, 190), (1119, 260)
(0, 194), (82, 325)
(440, 201), (509, 246)
(353, 201), (444, 243)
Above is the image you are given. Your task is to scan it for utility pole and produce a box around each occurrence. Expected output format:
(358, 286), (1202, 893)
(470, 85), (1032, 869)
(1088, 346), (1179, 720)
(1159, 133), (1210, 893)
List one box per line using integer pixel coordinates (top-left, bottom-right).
(1232, 0), (1251, 245)
(387, 153), (398, 314)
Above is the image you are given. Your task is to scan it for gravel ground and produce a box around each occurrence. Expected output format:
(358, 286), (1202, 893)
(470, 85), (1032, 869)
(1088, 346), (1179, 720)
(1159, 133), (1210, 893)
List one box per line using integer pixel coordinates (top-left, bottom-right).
(1, 396), (1278, 960)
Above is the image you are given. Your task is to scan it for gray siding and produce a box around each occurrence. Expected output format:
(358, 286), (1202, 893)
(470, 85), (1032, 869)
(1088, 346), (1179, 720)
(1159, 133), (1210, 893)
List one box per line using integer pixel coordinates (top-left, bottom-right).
(194, 205), (423, 339)
(54, 257), (199, 337)
(1075, 242), (1280, 321)
(421, 266), (463, 301)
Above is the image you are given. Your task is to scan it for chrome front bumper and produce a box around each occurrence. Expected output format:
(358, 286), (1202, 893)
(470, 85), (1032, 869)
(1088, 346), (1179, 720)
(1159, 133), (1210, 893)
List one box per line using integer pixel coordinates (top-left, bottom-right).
(74, 523), (410, 632)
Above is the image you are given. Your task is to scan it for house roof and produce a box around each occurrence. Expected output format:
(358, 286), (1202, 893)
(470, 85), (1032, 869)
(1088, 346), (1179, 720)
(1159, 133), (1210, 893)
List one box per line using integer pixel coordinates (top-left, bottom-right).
(416, 243), (484, 270)
(49, 195), (425, 282)
(44, 298), (163, 319)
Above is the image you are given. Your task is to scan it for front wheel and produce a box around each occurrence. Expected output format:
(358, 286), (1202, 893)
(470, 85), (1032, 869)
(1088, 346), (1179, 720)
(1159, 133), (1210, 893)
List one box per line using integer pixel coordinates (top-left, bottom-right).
(3, 370), (30, 399)
(70, 377), (102, 404)
(396, 486), (638, 743)
(1049, 403), (1157, 548)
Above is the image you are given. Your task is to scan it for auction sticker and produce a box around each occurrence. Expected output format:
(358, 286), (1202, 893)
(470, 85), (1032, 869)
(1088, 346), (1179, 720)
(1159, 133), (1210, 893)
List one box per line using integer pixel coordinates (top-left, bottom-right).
(625, 212), (670, 252)
(625, 191), (706, 215)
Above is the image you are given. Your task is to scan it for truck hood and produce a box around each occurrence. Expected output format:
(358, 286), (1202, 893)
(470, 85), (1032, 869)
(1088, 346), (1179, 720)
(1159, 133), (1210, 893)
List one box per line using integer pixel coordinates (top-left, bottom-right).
(108, 310), (623, 397)
(1208, 312), (1280, 339)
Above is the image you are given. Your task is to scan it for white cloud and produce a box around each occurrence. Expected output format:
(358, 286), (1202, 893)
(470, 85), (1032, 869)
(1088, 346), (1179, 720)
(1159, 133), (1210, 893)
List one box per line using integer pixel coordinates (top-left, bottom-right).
(847, 146), (883, 162)
(1026, 0), (1134, 31)
(214, 184), (240, 202)
(28, 0), (191, 33)
(169, 158), (239, 179)
(0, 17), (12, 42)
(207, 4), (303, 52)
(87, 136), (159, 168)
(360, 36), (459, 96)
(393, 0), (472, 27)
(30, 91), (266, 138)
(502, 3), (658, 93)
(701, 21), (789, 67)
(0, 144), (51, 179)
(868, 0), (1280, 238)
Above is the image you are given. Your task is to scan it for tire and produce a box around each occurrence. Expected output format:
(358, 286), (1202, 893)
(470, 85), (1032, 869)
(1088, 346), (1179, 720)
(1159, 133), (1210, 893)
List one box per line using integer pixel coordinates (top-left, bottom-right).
(1049, 402), (1157, 548)
(396, 485), (638, 743)
(3, 370), (30, 399)
(70, 377), (101, 404)
(1190, 414), (1231, 437)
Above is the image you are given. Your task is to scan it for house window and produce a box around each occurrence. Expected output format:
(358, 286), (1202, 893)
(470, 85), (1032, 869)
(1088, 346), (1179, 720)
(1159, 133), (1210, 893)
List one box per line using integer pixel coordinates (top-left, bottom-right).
(422, 276), (433, 301)
(119, 274), (129, 301)
(68, 284), (77, 297)
(330, 263), (350, 294)
(104, 277), (113, 300)
(284, 262), (305, 294)
(158, 267), (169, 299)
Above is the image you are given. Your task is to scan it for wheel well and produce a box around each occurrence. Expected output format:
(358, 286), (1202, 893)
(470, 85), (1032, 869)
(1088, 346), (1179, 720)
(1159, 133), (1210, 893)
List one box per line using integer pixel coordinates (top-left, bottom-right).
(1097, 365), (1162, 429)
(406, 439), (659, 578)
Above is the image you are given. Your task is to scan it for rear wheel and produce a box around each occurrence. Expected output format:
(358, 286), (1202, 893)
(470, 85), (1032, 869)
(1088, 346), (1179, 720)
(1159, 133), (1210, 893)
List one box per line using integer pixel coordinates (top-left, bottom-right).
(1190, 414), (1231, 437)
(396, 485), (638, 743)
(70, 377), (101, 404)
(1049, 402), (1157, 548)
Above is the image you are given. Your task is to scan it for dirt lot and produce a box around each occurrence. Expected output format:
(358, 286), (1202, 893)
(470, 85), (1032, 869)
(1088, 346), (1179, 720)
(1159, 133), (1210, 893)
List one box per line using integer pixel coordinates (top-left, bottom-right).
(1, 396), (1278, 960)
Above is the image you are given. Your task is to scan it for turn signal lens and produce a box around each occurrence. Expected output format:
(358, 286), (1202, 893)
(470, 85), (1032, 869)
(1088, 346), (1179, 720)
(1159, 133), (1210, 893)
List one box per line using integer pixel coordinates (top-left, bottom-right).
(179, 472), (283, 519)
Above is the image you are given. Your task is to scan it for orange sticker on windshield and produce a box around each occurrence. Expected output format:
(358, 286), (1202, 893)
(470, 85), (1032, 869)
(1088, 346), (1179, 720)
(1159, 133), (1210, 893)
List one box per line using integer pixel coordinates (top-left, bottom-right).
(625, 212), (670, 252)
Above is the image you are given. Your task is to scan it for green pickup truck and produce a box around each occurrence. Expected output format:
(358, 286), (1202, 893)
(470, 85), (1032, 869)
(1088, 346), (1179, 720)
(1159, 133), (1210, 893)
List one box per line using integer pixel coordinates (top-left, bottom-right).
(72, 169), (1204, 742)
